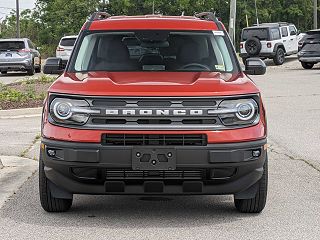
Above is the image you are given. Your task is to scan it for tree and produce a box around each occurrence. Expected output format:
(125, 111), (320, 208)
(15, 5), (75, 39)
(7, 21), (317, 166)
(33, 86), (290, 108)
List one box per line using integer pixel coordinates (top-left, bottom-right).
(0, 0), (317, 56)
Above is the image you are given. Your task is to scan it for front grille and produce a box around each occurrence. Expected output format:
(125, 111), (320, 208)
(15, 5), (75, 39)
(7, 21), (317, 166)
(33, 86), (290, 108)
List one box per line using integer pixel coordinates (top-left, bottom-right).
(106, 169), (205, 180)
(85, 97), (224, 130)
(101, 134), (207, 146)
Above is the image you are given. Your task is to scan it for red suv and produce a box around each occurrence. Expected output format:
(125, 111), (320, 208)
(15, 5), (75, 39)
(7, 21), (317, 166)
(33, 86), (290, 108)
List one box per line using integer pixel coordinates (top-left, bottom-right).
(41, 12), (268, 213)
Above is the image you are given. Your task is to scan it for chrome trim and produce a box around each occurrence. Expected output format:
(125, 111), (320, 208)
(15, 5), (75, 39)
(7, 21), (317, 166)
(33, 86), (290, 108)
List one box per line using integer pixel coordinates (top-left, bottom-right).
(71, 107), (100, 115)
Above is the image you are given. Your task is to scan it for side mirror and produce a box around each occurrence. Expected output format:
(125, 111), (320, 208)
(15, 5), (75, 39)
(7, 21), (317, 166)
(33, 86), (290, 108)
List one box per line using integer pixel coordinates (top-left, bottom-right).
(244, 58), (266, 75)
(297, 30), (301, 35)
(43, 57), (64, 74)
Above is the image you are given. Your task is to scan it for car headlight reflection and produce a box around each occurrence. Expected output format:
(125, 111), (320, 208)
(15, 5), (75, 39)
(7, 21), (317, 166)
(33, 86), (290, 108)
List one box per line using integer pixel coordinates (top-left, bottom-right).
(217, 99), (259, 126)
(50, 98), (97, 125)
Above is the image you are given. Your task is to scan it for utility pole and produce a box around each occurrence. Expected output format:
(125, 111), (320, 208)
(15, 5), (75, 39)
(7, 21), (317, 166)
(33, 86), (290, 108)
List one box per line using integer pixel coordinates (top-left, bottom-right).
(152, 1), (155, 15)
(314, 0), (318, 29)
(0, 17), (3, 34)
(228, 0), (236, 45)
(16, 0), (20, 38)
(254, 0), (259, 26)
(102, 0), (106, 11)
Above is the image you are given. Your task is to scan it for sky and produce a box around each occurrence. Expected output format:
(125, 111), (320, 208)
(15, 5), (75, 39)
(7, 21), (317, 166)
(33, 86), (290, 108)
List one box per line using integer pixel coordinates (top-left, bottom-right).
(0, 0), (36, 20)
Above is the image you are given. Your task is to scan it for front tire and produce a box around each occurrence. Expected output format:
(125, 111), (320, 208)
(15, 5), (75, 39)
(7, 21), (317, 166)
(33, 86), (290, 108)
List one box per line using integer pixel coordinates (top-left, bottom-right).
(273, 48), (285, 65)
(27, 61), (35, 75)
(1, 70), (7, 75)
(234, 154), (268, 213)
(301, 62), (314, 69)
(35, 65), (41, 73)
(39, 154), (73, 212)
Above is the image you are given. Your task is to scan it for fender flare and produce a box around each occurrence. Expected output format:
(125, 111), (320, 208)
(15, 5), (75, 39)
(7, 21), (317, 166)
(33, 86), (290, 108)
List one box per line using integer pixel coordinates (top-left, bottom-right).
(273, 43), (286, 53)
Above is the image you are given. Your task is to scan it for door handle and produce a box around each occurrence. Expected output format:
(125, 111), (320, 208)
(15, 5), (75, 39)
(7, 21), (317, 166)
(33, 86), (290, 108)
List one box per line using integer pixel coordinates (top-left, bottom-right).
(283, 40), (286, 42)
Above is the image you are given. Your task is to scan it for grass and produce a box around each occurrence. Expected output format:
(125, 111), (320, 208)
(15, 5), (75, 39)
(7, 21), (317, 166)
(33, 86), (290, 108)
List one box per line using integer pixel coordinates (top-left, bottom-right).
(0, 75), (56, 110)
(20, 133), (41, 158)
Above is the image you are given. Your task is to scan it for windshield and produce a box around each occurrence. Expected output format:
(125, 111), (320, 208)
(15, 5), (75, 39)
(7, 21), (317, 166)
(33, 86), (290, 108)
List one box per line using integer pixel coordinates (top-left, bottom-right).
(69, 30), (236, 72)
(0, 41), (25, 51)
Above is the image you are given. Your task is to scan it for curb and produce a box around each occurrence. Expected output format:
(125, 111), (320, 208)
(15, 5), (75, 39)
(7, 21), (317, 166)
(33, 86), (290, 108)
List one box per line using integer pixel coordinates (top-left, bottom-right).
(0, 156), (38, 209)
(0, 107), (42, 118)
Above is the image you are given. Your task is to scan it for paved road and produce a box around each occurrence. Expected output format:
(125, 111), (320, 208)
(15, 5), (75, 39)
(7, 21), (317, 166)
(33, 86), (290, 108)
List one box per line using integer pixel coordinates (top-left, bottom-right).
(255, 57), (320, 171)
(0, 72), (43, 85)
(0, 108), (41, 156)
(0, 58), (319, 239)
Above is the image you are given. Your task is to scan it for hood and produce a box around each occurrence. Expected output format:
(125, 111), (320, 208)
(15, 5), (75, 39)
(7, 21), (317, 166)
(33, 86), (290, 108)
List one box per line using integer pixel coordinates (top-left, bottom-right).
(49, 71), (259, 97)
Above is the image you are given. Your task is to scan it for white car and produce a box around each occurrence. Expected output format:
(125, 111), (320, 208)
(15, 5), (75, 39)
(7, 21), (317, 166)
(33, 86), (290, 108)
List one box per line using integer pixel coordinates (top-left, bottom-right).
(240, 23), (299, 65)
(56, 35), (78, 66)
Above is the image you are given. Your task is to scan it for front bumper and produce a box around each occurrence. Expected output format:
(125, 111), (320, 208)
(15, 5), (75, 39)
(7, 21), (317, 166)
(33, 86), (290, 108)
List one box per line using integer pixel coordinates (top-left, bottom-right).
(42, 138), (267, 196)
(0, 60), (32, 71)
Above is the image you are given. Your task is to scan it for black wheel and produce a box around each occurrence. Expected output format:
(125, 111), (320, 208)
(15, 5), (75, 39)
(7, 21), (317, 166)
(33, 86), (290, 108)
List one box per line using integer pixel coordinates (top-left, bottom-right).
(35, 65), (41, 73)
(301, 62), (314, 69)
(273, 48), (285, 65)
(27, 61), (35, 75)
(245, 37), (262, 57)
(39, 154), (73, 212)
(234, 154), (268, 213)
(1, 70), (7, 75)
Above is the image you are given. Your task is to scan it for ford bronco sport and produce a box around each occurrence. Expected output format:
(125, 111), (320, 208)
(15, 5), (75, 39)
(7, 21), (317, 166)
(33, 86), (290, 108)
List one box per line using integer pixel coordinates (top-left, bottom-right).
(41, 12), (268, 213)
(240, 23), (299, 65)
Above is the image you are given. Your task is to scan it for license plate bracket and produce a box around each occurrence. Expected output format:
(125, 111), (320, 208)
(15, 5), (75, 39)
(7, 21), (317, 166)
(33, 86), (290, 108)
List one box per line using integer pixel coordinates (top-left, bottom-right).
(132, 148), (176, 170)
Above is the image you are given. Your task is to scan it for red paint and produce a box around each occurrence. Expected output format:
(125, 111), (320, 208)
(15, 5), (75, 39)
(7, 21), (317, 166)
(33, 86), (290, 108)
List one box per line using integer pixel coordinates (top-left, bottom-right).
(44, 15), (267, 144)
(83, 16), (218, 31)
(42, 121), (266, 144)
(49, 72), (259, 97)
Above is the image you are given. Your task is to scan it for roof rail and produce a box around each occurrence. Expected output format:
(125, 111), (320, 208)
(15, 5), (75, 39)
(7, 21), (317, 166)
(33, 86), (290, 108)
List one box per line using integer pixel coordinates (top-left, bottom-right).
(89, 12), (111, 21)
(195, 12), (218, 22)
(253, 22), (290, 27)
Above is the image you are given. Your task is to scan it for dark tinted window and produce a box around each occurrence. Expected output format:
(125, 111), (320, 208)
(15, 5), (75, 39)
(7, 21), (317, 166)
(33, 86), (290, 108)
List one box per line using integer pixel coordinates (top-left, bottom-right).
(241, 28), (269, 41)
(270, 28), (281, 40)
(72, 31), (235, 73)
(289, 26), (297, 35)
(281, 27), (288, 37)
(305, 32), (320, 40)
(60, 38), (77, 46)
(302, 44), (320, 51)
(0, 41), (25, 51)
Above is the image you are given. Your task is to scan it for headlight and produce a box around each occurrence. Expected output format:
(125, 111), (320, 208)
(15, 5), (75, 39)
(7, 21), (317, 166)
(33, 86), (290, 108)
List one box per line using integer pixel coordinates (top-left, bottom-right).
(216, 99), (259, 126)
(49, 98), (99, 125)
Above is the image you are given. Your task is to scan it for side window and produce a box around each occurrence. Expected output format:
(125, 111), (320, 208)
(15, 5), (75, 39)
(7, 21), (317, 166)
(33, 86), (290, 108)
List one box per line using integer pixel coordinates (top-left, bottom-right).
(270, 28), (281, 40)
(27, 40), (35, 49)
(289, 26), (297, 36)
(281, 27), (288, 37)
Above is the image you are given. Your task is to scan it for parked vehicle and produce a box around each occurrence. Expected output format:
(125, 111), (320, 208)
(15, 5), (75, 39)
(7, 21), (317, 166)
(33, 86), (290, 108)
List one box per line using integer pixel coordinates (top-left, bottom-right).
(240, 23), (299, 65)
(0, 38), (41, 75)
(41, 12), (268, 213)
(56, 35), (78, 66)
(298, 29), (320, 69)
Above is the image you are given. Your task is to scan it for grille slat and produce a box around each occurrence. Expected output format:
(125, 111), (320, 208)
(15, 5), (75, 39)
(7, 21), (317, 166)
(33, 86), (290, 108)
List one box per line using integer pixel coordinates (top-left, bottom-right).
(106, 169), (205, 180)
(101, 134), (207, 146)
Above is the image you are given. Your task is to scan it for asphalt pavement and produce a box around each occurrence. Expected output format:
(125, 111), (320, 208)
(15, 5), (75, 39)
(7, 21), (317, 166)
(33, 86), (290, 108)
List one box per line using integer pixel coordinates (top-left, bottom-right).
(0, 57), (319, 239)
